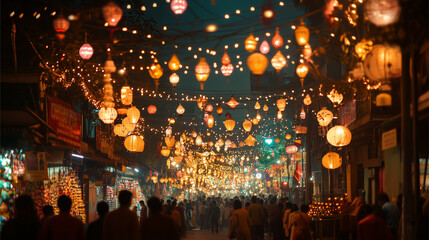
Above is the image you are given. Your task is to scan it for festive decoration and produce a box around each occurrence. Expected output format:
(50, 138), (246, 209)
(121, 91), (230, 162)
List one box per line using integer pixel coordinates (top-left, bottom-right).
(286, 145), (298, 154)
(171, 0), (188, 15)
(276, 98), (286, 111)
(114, 124), (128, 137)
(195, 57), (210, 90)
(242, 120), (252, 132)
(98, 107), (117, 124)
(147, 105), (157, 114)
(260, 40), (270, 54)
(205, 104), (213, 112)
(176, 103), (185, 115)
(227, 96), (239, 109)
(247, 53), (268, 75)
(303, 94), (312, 105)
(295, 22), (309, 46)
(221, 64), (234, 76)
(285, 134), (292, 140)
(296, 63), (309, 87)
(271, 51), (287, 71)
(222, 51), (231, 65)
(79, 43), (93, 60)
(102, 1), (123, 27)
(355, 39), (373, 60)
(165, 137), (176, 148)
(254, 101), (261, 110)
(364, 0), (400, 27)
(169, 73), (180, 87)
(303, 43), (312, 61)
(104, 57), (116, 73)
(364, 44), (402, 82)
(300, 107), (306, 119)
(149, 60), (163, 91)
(277, 110), (283, 120)
(127, 106), (140, 124)
(245, 135), (256, 147)
(272, 27), (283, 49)
(122, 117), (136, 132)
(197, 97), (208, 111)
(252, 118), (259, 125)
(317, 108), (334, 127)
(245, 33), (257, 52)
(195, 135), (202, 146)
(376, 93), (392, 106)
(327, 89), (344, 106)
(207, 114), (215, 128)
(53, 14), (70, 33)
(327, 125), (352, 147)
(120, 85), (133, 106)
(322, 152), (342, 169)
(216, 105), (223, 115)
(263, 104), (269, 112)
(161, 146), (170, 157)
(124, 135), (144, 152)
(168, 54), (181, 71)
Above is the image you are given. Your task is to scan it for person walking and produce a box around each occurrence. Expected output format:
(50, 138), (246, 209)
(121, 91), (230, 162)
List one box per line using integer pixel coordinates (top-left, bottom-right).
(290, 205), (311, 240)
(228, 200), (251, 240)
(209, 200), (221, 233)
(102, 190), (140, 240)
(377, 193), (399, 238)
(248, 196), (265, 240)
(87, 201), (109, 240)
(139, 200), (147, 222)
(41, 205), (54, 226)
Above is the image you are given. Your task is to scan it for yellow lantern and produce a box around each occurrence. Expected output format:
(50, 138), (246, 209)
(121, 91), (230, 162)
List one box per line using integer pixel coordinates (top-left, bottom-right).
(149, 61), (163, 80)
(364, 44), (402, 82)
(122, 117), (136, 132)
(256, 113), (262, 120)
(247, 53), (268, 75)
(120, 85), (133, 106)
(161, 146), (171, 157)
(169, 118), (176, 124)
(127, 106), (140, 124)
(296, 63), (309, 87)
(195, 135), (203, 146)
(271, 51), (287, 71)
(317, 107), (334, 127)
(245, 135), (256, 147)
(364, 0), (400, 27)
(295, 22), (309, 46)
(355, 39), (373, 60)
(303, 43), (312, 60)
(114, 124), (128, 137)
(242, 120), (252, 132)
(224, 119), (236, 131)
(244, 33), (257, 52)
(165, 137), (176, 148)
(376, 92), (392, 107)
(208, 141), (214, 147)
(168, 54), (181, 71)
(285, 134), (292, 140)
(327, 125), (352, 147)
(195, 57), (210, 90)
(263, 104), (269, 112)
(221, 51), (231, 65)
(104, 57), (116, 74)
(117, 108), (128, 115)
(254, 101), (261, 110)
(272, 27), (284, 49)
(124, 135), (145, 152)
(327, 89), (344, 106)
(197, 97), (208, 111)
(176, 103), (185, 115)
(277, 110), (283, 120)
(207, 114), (214, 128)
(169, 73), (180, 87)
(322, 152), (342, 169)
(252, 118), (259, 125)
(276, 98), (286, 111)
(303, 94), (312, 105)
(98, 107), (117, 124)
(216, 105), (223, 115)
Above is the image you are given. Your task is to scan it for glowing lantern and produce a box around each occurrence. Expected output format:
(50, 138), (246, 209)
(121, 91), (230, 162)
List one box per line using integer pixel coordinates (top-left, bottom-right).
(364, 44), (402, 82)
(53, 14), (70, 33)
(254, 101), (261, 110)
(271, 51), (287, 71)
(208, 141), (214, 147)
(191, 131), (197, 138)
(103, 1), (123, 27)
(303, 43), (312, 60)
(195, 135), (203, 146)
(275, 138), (280, 144)
(114, 124), (128, 137)
(197, 97), (207, 111)
(300, 107), (306, 119)
(171, 0), (188, 15)
(195, 57), (210, 90)
(104, 57), (116, 73)
(147, 105), (157, 114)
(222, 52), (231, 65)
(252, 118), (259, 125)
(286, 145), (298, 154)
(276, 98), (286, 111)
(295, 22), (310, 46)
(364, 0), (400, 27)
(79, 43), (93, 60)
(122, 117), (136, 132)
(317, 107), (334, 127)
(205, 104), (213, 112)
(277, 111), (283, 120)
(247, 53), (268, 75)
(124, 135), (144, 152)
(256, 113), (262, 120)
(227, 97), (239, 109)
(327, 125), (352, 147)
(221, 64), (234, 76)
(98, 107), (117, 124)
(224, 119), (236, 132)
(352, 62), (365, 80)
(117, 108), (128, 115)
(165, 137), (176, 148)
(161, 146), (171, 157)
(303, 94), (312, 105)
(176, 104), (185, 115)
(285, 134), (292, 140)
(322, 152), (342, 169)
(149, 62), (163, 80)
(260, 40), (270, 54)
(327, 89), (344, 106)
(376, 93), (392, 107)
(170, 73), (180, 87)
(127, 106), (140, 124)
(245, 33), (257, 52)
(175, 149), (182, 156)
(242, 120), (252, 132)
(120, 85), (133, 106)
(272, 27), (283, 49)
(169, 118), (176, 124)
(263, 104), (269, 112)
(168, 54), (181, 71)
(216, 106), (223, 115)
(296, 64), (309, 87)
(207, 115), (215, 128)
(217, 139), (224, 147)
(245, 135), (256, 147)
(239, 142), (245, 148)
(355, 39), (373, 60)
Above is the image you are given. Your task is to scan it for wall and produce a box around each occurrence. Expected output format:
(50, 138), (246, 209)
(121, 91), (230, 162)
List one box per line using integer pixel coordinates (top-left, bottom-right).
(383, 146), (402, 203)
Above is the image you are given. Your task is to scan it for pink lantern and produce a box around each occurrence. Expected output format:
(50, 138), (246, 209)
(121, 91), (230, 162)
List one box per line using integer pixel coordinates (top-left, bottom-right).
(171, 0), (188, 15)
(53, 14), (70, 33)
(260, 40), (270, 54)
(79, 43), (93, 60)
(286, 145), (298, 154)
(103, 1), (123, 27)
(221, 64), (234, 76)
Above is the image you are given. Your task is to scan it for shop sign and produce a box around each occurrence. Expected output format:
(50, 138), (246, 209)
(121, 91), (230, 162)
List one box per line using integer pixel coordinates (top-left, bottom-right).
(24, 151), (48, 181)
(382, 129), (397, 151)
(48, 96), (81, 148)
(339, 100), (356, 127)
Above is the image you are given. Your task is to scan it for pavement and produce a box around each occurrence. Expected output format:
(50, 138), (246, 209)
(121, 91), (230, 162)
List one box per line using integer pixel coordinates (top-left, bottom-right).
(183, 229), (229, 240)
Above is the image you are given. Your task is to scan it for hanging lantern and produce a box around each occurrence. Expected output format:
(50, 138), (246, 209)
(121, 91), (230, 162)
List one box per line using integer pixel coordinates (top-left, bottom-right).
(285, 134), (292, 140)
(205, 104), (213, 112)
(221, 64), (234, 76)
(147, 105), (157, 114)
(245, 33), (257, 52)
(276, 98), (286, 111)
(317, 107), (334, 127)
(224, 119), (236, 132)
(376, 92), (392, 106)
(227, 96), (239, 109)
(351, 62), (365, 80)
(303, 94), (312, 105)
(168, 54), (181, 71)
(254, 101), (261, 110)
(122, 117), (136, 132)
(252, 118), (259, 125)
(208, 141), (214, 147)
(364, 0), (400, 27)
(53, 14), (70, 33)
(327, 125), (352, 147)
(207, 114), (215, 128)
(127, 106), (140, 124)
(176, 103), (185, 115)
(242, 120), (252, 132)
(300, 107), (306, 119)
(117, 108), (128, 115)
(195, 135), (203, 146)
(245, 135), (256, 147)
(277, 110), (283, 120)
(274, 138), (280, 144)
(247, 53), (268, 75)
(355, 39), (373, 60)
(295, 22), (310, 46)
(197, 97), (208, 111)
(79, 43), (93, 60)
(296, 63), (309, 87)
(98, 107), (117, 124)
(364, 44), (402, 82)
(165, 137), (176, 148)
(191, 131), (197, 138)
(104, 57), (116, 74)
(195, 57), (210, 90)
(271, 51), (287, 71)
(120, 85), (133, 106)
(169, 73), (180, 87)
(217, 138), (224, 147)
(114, 124), (128, 137)
(272, 27), (284, 49)
(322, 152), (342, 169)
(303, 43), (312, 60)
(124, 135), (145, 152)
(171, 0), (188, 15)
(216, 105), (223, 115)
(260, 40), (270, 54)
(161, 146), (171, 157)
(169, 118), (176, 124)
(295, 126), (308, 134)
(175, 149), (182, 156)
(256, 112), (262, 120)
(102, 1), (123, 27)
(263, 104), (269, 112)
(286, 145), (298, 154)
(149, 62), (163, 80)
(327, 89), (344, 106)
(222, 52), (231, 65)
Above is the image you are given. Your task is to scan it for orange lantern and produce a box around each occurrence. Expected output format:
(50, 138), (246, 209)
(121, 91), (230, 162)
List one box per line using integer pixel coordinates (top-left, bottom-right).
(254, 101), (261, 110)
(102, 1), (123, 27)
(205, 104), (213, 112)
(149, 61), (163, 80)
(327, 89), (344, 106)
(245, 33), (257, 52)
(274, 138), (280, 143)
(197, 97), (207, 111)
(124, 135), (144, 152)
(303, 94), (312, 106)
(252, 118), (259, 125)
(53, 14), (70, 33)
(195, 57), (210, 90)
(169, 73), (180, 87)
(285, 134), (292, 140)
(227, 96), (239, 109)
(272, 27), (284, 49)
(222, 51), (231, 65)
(176, 103), (185, 115)
(276, 98), (286, 111)
(327, 125), (352, 147)
(286, 145), (298, 154)
(295, 22), (309, 46)
(247, 53), (268, 75)
(147, 105), (157, 114)
(242, 120), (252, 132)
(263, 104), (269, 112)
(207, 115), (215, 128)
(245, 135), (256, 147)
(98, 107), (117, 124)
(121, 85), (133, 106)
(216, 105), (223, 115)
(127, 106), (140, 124)
(296, 63), (309, 87)
(271, 51), (287, 71)
(168, 54), (181, 71)
(322, 152), (342, 169)
(161, 146), (171, 157)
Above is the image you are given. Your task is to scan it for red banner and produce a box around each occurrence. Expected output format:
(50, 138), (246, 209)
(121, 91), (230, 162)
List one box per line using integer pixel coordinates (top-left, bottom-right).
(294, 163), (303, 182)
(339, 100), (356, 127)
(48, 96), (81, 148)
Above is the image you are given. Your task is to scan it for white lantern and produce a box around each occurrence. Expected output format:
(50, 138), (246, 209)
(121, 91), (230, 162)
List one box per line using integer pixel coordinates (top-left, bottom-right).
(79, 43), (93, 60)
(364, 0), (400, 27)
(127, 106), (140, 124)
(170, 73), (180, 87)
(327, 125), (352, 147)
(98, 107), (117, 124)
(317, 107), (334, 127)
(364, 44), (402, 82)
(121, 85), (133, 106)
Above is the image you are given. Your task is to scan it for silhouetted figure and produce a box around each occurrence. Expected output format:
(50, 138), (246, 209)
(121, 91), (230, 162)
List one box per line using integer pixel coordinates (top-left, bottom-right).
(1, 195), (41, 240)
(291, 205), (311, 240)
(209, 200), (220, 233)
(228, 200), (251, 240)
(248, 196), (265, 240)
(38, 195), (85, 240)
(139, 200), (147, 222)
(378, 193), (399, 238)
(357, 205), (393, 240)
(87, 201), (109, 240)
(41, 205), (54, 226)
(141, 196), (180, 240)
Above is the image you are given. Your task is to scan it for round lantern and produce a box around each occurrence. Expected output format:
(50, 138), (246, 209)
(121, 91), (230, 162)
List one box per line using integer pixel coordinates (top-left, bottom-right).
(79, 43), (93, 60)
(205, 104), (213, 112)
(171, 0), (188, 15)
(295, 22), (310, 46)
(303, 94), (312, 105)
(165, 137), (176, 148)
(351, 62), (365, 80)
(245, 135), (256, 147)
(124, 135), (144, 152)
(274, 138), (280, 144)
(224, 119), (236, 131)
(327, 125), (352, 147)
(221, 64), (234, 76)
(147, 105), (157, 114)
(222, 52), (231, 65)
(161, 146), (170, 157)
(286, 145), (298, 154)
(207, 114), (215, 128)
(149, 62), (163, 80)
(98, 107), (117, 124)
(285, 134), (292, 140)
(169, 73), (180, 87)
(364, 44), (402, 82)
(53, 14), (70, 33)
(176, 103), (185, 115)
(245, 33), (257, 52)
(317, 107), (334, 127)
(114, 124), (128, 137)
(127, 106), (140, 124)
(327, 89), (344, 105)
(272, 27), (284, 49)
(247, 53), (268, 75)
(242, 120), (252, 132)
(376, 92), (392, 106)
(103, 1), (123, 27)
(300, 107), (306, 119)
(122, 117), (136, 132)
(121, 85), (133, 106)
(276, 98), (286, 111)
(195, 57), (210, 90)
(104, 57), (116, 73)
(303, 43), (312, 60)
(296, 63), (309, 87)
(322, 152), (342, 169)
(364, 0), (400, 27)
(216, 106), (223, 115)
(227, 97), (239, 109)
(168, 54), (181, 71)
(260, 40), (270, 54)
(271, 51), (287, 71)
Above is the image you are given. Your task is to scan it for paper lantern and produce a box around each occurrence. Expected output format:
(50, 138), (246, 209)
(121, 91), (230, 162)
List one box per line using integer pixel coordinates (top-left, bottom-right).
(53, 14), (70, 33)
(197, 97), (207, 111)
(216, 106), (223, 115)
(114, 124), (128, 137)
(221, 64), (234, 76)
(277, 110), (283, 120)
(227, 97), (239, 109)
(176, 103), (185, 115)
(317, 107), (334, 127)
(117, 108), (128, 115)
(295, 22), (309, 46)
(207, 114), (214, 128)
(149, 62), (163, 80)
(303, 94), (312, 105)
(247, 53), (268, 75)
(355, 39), (373, 60)
(103, 1), (123, 27)
(195, 135), (203, 146)
(104, 57), (116, 74)
(208, 141), (214, 147)
(300, 107), (306, 119)
(147, 105), (157, 114)
(271, 51), (287, 71)
(121, 85), (133, 106)
(171, 0), (188, 15)
(263, 104), (269, 112)
(168, 54), (181, 71)
(286, 145), (298, 154)
(221, 52), (231, 65)
(295, 126), (307, 134)
(252, 118), (259, 125)
(351, 62), (365, 80)
(276, 98), (286, 111)
(169, 73), (180, 87)
(79, 43), (93, 60)
(364, 0), (400, 27)
(256, 113), (262, 120)
(127, 106), (140, 124)
(245, 33), (257, 52)
(205, 104), (213, 113)
(98, 107), (117, 124)
(272, 27), (284, 49)
(285, 134), (292, 140)
(303, 43), (312, 60)
(376, 93), (392, 106)
(242, 120), (252, 132)
(165, 137), (176, 148)
(364, 44), (402, 82)
(296, 63), (309, 87)
(260, 40), (270, 54)
(245, 135), (256, 147)
(327, 125), (352, 147)
(327, 89), (344, 105)
(322, 152), (342, 169)
(124, 135), (144, 152)
(254, 101), (261, 110)
(161, 146), (170, 157)
(191, 131), (197, 138)
(224, 119), (236, 131)
(169, 118), (176, 124)
(122, 117), (136, 132)
(274, 138), (280, 144)
(195, 57), (210, 90)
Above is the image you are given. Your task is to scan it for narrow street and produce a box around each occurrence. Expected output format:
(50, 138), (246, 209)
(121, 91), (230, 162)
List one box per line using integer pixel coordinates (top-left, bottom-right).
(183, 229), (229, 240)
